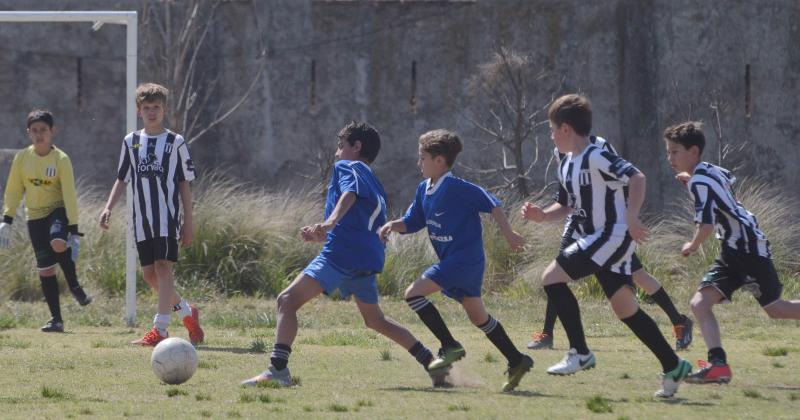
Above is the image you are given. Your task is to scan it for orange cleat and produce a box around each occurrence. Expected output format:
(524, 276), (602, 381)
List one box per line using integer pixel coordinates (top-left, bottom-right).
(685, 359), (732, 384)
(182, 305), (204, 345)
(131, 326), (167, 346)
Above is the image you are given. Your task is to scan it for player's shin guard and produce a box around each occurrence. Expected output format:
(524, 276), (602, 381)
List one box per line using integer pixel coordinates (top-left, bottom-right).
(544, 283), (589, 354)
(406, 296), (459, 348)
(479, 315), (523, 366)
(621, 309), (679, 373)
(40, 274), (62, 322)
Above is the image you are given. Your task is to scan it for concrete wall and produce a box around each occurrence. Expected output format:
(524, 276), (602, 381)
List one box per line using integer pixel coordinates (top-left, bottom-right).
(1, 0), (798, 214)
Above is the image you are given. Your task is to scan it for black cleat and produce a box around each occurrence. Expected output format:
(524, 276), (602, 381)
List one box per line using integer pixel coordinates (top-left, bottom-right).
(41, 319), (64, 333)
(70, 286), (92, 306)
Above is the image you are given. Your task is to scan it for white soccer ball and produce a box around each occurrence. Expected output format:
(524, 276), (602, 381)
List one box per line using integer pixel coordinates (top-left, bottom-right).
(151, 337), (198, 384)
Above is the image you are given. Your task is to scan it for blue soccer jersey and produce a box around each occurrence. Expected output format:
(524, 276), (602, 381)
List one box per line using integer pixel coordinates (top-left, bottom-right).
(401, 172), (500, 264)
(319, 160), (387, 272)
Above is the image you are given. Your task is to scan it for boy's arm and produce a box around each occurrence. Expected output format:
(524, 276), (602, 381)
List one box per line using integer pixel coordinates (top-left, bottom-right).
(379, 218), (407, 241)
(521, 202), (571, 223)
(99, 179), (126, 230)
(491, 206), (524, 251)
(179, 181), (193, 247)
(302, 191), (357, 242)
(626, 172), (650, 243)
(682, 223), (715, 256)
(59, 155), (80, 233)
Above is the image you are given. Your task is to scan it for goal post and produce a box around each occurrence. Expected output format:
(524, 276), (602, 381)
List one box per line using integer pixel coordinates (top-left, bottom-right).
(0, 11), (139, 326)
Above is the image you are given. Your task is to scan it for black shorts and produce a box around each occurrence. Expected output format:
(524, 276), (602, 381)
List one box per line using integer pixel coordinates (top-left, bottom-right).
(136, 237), (179, 267)
(559, 231), (644, 274)
(556, 246), (635, 299)
(699, 246), (783, 307)
(26, 207), (69, 269)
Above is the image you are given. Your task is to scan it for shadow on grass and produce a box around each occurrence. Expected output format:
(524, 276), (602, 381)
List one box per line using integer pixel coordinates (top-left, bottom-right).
(379, 386), (460, 394)
(766, 385), (800, 390)
(196, 346), (257, 354)
(657, 397), (716, 406)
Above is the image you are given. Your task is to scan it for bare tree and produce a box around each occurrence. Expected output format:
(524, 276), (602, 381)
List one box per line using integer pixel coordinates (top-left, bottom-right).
(461, 46), (561, 200)
(140, 0), (267, 144)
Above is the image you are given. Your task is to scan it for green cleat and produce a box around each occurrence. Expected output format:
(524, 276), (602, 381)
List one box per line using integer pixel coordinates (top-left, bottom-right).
(428, 345), (466, 370)
(502, 354), (534, 392)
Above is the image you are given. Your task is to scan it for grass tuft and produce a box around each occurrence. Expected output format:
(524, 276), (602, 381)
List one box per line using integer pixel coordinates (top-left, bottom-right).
(379, 349), (392, 361)
(328, 403), (349, 412)
(762, 347), (788, 356)
(41, 386), (69, 400)
(448, 403), (470, 412)
(249, 337), (267, 353)
(586, 395), (612, 413)
(166, 388), (188, 397)
(484, 353), (498, 363)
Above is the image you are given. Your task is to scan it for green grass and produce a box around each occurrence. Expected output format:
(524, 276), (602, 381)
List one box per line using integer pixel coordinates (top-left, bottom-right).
(1, 296), (799, 418)
(586, 395), (613, 413)
(763, 347), (789, 357)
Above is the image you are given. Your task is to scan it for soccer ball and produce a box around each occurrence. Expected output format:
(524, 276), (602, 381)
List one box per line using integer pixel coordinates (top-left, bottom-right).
(151, 337), (198, 384)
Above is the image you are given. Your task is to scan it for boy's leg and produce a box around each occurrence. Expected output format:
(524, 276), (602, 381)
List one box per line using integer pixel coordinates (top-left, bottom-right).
(542, 260), (591, 356)
(686, 287), (732, 384)
(763, 299), (800, 319)
(48, 208), (91, 305)
(632, 268), (692, 350)
(461, 297), (533, 391)
(404, 277), (461, 351)
(528, 299), (556, 350)
(354, 298), (434, 371)
(39, 266), (64, 332)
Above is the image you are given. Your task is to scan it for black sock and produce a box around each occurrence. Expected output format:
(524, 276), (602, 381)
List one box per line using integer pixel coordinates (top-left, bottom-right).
(621, 309), (679, 373)
(406, 296), (459, 348)
(543, 283), (589, 354)
(542, 298), (557, 336)
(270, 343), (291, 371)
(649, 287), (684, 325)
(708, 347), (727, 364)
(55, 251), (80, 290)
(408, 341), (434, 368)
(40, 275), (62, 322)
(479, 315), (523, 366)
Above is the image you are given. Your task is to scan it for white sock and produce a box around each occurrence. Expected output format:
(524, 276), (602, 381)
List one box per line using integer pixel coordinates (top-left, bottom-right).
(178, 298), (193, 318)
(154, 313), (171, 335)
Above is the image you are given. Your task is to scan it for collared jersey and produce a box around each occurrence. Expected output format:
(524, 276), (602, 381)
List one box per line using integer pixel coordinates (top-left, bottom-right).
(320, 160), (387, 272)
(3, 145), (79, 223)
(116, 129), (195, 242)
(401, 172), (500, 263)
(688, 162), (770, 257)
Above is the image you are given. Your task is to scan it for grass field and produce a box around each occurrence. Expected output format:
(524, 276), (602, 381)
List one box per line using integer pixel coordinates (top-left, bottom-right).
(2, 294), (799, 419)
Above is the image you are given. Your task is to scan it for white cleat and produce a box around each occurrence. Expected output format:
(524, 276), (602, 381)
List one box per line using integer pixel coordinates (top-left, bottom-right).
(241, 365), (292, 387)
(546, 348), (596, 375)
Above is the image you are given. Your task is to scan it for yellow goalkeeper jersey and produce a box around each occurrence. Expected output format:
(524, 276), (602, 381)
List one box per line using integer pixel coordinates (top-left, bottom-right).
(2, 145), (79, 224)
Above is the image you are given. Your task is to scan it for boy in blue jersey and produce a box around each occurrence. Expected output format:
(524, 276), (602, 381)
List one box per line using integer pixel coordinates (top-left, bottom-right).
(380, 129), (534, 392)
(664, 121), (800, 384)
(241, 121), (438, 387)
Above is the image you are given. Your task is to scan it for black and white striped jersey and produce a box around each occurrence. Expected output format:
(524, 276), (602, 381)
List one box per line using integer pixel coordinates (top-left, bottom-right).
(116, 130), (195, 242)
(688, 162), (770, 257)
(554, 136), (619, 241)
(557, 142), (640, 274)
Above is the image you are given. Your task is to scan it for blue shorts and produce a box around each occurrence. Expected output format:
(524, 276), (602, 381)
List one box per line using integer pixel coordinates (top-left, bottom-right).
(424, 258), (484, 302)
(303, 255), (380, 304)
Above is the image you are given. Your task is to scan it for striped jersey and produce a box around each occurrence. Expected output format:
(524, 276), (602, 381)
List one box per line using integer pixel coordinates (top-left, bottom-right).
(321, 160), (387, 272)
(3, 145), (79, 224)
(688, 162), (770, 257)
(557, 142), (640, 273)
(554, 136), (618, 240)
(116, 130), (195, 242)
(401, 172), (501, 264)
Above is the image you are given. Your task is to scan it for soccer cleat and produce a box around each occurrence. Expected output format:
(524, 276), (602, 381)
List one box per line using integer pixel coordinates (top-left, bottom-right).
(527, 331), (553, 350)
(654, 358), (692, 398)
(182, 305), (204, 345)
(673, 316), (693, 351)
(502, 354), (534, 392)
(427, 365), (452, 387)
(241, 365), (292, 387)
(70, 286), (92, 306)
(427, 345), (466, 370)
(41, 318), (64, 333)
(685, 359), (732, 384)
(131, 326), (168, 346)
(547, 348), (596, 375)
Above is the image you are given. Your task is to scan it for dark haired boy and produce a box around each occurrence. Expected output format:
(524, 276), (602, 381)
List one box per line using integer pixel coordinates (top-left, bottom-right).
(242, 121), (440, 387)
(380, 129), (534, 392)
(1, 109), (92, 332)
(100, 83), (204, 346)
(664, 121), (800, 384)
(523, 94), (691, 397)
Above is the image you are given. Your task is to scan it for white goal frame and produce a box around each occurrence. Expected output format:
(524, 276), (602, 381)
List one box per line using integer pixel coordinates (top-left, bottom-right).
(0, 11), (139, 326)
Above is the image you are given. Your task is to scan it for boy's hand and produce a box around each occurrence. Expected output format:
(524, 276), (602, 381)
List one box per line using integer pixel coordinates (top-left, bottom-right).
(180, 222), (194, 247)
(0, 222), (11, 249)
(627, 216), (650, 244)
(505, 231), (525, 251)
(300, 223), (328, 242)
(675, 172), (691, 187)
(99, 208), (112, 230)
(521, 202), (545, 222)
(379, 222), (393, 242)
(681, 241), (699, 257)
